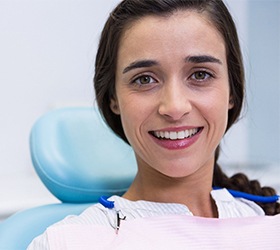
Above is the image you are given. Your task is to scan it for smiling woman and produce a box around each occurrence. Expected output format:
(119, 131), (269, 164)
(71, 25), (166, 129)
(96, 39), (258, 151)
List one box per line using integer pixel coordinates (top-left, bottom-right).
(111, 11), (231, 188)
(27, 0), (280, 249)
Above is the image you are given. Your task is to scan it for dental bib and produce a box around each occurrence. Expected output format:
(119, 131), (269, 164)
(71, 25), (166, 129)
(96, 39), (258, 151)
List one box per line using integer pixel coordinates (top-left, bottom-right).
(47, 214), (280, 249)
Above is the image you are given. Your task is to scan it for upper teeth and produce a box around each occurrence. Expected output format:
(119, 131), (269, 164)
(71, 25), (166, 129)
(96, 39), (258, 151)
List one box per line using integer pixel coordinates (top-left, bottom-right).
(153, 128), (199, 140)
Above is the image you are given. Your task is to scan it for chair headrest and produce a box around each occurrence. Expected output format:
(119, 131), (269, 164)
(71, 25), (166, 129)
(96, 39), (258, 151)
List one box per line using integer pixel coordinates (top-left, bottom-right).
(30, 107), (137, 203)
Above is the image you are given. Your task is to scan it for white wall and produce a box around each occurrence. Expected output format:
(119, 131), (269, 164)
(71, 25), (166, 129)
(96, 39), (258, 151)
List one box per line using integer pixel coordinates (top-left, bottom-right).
(0, 0), (121, 217)
(246, 0), (280, 165)
(221, 0), (280, 192)
(0, 0), (120, 175)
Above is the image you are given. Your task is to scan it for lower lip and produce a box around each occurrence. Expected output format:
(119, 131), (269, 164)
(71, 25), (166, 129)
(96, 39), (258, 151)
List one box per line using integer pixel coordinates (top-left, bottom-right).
(150, 129), (202, 150)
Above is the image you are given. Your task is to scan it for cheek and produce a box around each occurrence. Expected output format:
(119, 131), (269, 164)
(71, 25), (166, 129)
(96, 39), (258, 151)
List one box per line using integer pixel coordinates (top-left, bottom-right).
(117, 93), (156, 145)
(117, 97), (143, 140)
(117, 90), (154, 121)
(200, 89), (230, 127)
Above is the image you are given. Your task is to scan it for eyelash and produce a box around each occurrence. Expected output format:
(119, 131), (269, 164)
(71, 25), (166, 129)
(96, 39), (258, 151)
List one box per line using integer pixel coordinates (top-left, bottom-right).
(131, 75), (157, 86)
(190, 70), (214, 82)
(130, 70), (214, 87)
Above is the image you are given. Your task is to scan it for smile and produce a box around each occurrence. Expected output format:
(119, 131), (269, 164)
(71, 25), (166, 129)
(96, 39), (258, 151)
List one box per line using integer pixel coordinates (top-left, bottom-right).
(151, 128), (202, 140)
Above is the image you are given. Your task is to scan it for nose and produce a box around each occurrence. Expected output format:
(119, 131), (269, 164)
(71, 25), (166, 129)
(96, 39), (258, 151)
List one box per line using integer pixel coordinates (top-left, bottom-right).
(158, 81), (192, 121)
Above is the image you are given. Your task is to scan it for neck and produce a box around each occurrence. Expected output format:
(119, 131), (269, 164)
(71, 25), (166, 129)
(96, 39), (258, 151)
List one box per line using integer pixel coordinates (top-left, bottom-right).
(123, 160), (218, 218)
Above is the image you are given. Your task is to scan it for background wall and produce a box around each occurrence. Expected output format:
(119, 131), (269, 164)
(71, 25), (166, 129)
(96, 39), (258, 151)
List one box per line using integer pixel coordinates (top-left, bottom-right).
(220, 0), (280, 196)
(0, 0), (279, 219)
(247, 0), (280, 165)
(0, 0), (121, 219)
(0, 0), (120, 176)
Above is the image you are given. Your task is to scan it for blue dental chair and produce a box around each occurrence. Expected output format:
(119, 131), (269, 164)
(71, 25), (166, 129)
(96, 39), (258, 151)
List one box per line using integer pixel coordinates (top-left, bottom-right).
(0, 107), (137, 249)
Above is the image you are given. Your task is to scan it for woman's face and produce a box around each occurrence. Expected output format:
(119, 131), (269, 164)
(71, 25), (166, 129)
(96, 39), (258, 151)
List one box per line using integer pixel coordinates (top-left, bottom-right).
(111, 11), (233, 179)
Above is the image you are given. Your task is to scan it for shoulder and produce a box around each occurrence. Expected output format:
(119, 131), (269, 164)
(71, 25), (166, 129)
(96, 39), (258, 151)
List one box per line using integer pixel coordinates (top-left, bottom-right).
(27, 202), (114, 249)
(54, 202), (115, 226)
(211, 188), (265, 218)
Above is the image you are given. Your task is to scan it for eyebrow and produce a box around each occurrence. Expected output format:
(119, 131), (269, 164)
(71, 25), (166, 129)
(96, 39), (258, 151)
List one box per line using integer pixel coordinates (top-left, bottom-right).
(122, 55), (222, 74)
(185, 55), (222, 65)
(122, 60), (158, 74)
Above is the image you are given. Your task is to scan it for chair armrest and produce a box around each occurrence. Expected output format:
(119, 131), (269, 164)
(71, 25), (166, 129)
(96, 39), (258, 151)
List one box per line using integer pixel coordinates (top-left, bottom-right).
(0, 203), (92, 250)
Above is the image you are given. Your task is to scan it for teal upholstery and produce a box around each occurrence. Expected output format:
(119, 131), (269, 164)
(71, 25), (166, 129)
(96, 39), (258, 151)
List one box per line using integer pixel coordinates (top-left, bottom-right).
(0, 107), (137, 249)
(0, 203), (91, 249)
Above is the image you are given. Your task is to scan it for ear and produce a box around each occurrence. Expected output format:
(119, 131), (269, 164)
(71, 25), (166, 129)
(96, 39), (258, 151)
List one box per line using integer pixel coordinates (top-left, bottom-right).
(228, 96), (234, 110)
(110, 97), (120, 115)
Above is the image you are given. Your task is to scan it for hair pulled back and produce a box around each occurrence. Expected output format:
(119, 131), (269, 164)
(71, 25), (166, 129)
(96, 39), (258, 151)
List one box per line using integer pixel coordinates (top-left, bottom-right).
(94, 0), (279, 215)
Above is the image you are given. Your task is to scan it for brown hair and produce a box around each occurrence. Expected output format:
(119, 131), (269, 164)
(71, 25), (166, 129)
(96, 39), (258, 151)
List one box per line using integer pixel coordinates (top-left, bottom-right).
(94, 0), (279, 215)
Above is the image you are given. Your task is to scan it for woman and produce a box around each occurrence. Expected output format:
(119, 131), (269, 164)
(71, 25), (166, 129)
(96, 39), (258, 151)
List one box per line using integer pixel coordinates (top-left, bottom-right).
(28, 0), (279, 248)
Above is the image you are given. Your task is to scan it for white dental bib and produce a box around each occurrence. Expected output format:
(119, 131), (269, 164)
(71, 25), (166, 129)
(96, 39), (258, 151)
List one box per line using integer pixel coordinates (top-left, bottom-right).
(47, 213), (280, 250)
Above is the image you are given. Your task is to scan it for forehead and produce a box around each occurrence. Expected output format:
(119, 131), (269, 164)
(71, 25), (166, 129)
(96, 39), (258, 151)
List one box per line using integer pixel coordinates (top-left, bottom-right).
(117, 10), (226, 65)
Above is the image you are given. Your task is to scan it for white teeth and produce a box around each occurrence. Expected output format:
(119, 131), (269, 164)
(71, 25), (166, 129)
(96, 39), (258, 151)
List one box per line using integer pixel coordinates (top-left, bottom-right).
(177, 131), (185, 139)
(164, 131), (170, 139)
(169, 131), (177, 140)
(153, 128), (199, 140)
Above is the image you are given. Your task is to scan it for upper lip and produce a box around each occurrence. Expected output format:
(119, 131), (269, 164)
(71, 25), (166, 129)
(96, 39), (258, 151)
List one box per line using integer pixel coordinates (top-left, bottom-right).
(151, 126), (201, 133)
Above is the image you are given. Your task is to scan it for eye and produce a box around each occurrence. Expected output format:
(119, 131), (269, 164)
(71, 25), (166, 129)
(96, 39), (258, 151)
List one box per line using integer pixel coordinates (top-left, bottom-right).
(133, 75), (157, 85)
(191, 71), (213, 81)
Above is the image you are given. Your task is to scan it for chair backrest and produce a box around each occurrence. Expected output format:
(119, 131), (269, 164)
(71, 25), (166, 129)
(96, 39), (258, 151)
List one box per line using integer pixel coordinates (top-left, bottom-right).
(30, 106), (137, 202)
(0, 106), (137, 249)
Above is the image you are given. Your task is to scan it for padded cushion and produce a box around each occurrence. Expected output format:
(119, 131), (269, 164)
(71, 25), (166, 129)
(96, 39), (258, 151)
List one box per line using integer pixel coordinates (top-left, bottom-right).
(0, 203), (91, 249)
(30, 107), (137, 203)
